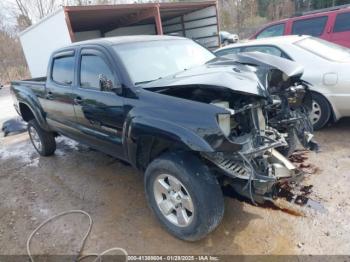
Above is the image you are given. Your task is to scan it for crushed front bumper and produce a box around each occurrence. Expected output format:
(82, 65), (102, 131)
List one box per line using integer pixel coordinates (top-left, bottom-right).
(203, 132), (305, 203)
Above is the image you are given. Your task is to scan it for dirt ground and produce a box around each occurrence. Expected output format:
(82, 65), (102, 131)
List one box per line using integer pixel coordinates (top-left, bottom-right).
(0, 86), (349, 258)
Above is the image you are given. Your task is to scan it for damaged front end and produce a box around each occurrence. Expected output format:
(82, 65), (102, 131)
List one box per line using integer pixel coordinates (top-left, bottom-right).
(234, 52), (319, 154)
(140, 53), (314, 204)
(202, 100), (304, 204)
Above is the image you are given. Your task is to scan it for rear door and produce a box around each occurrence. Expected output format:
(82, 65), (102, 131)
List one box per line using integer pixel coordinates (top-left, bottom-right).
(43, 50), (77, 135)
(329, 11), (350, 48)
(73, 47), (126, 159)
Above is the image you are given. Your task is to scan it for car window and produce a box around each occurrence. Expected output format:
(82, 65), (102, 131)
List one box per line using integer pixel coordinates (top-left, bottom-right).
(52, 56), (74, 85)
(292, 16), (328, 36)
(334, 12), (350, 33)
(80, 54), (114, 90)
(256, 23), (285, 39)
(215, 48), (241, 57)
(243, 46), (283, 57)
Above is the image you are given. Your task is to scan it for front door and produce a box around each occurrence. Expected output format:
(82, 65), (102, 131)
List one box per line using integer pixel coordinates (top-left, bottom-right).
(73, 47), (126, 159)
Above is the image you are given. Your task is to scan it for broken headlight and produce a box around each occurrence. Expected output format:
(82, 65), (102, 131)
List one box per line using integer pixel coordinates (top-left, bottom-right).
(217, 113), (231, 137)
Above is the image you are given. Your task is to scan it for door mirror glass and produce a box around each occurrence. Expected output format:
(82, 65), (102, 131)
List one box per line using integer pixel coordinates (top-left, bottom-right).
(99, 74), (122, 94)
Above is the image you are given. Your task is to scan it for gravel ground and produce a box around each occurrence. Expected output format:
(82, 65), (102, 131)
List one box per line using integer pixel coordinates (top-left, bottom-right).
(0, 86), (349, 258)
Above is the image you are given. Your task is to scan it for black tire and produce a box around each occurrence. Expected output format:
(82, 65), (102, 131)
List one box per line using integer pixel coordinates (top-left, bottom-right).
(27, 119), (56, 156)
(278, 129), (297, 157)
(144, 151), (224, 241)
(311, 92), (331, 130)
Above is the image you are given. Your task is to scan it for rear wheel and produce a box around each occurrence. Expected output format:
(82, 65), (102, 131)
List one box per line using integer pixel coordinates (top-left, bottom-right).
(28, 119), (56, 156)
(310, 93), (331, 130)
(144, 152), (224, 241)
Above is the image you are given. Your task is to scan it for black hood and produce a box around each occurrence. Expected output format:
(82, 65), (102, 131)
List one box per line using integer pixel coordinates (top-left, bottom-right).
(139, 52), (304, 98)
(140, 57), (267, 97)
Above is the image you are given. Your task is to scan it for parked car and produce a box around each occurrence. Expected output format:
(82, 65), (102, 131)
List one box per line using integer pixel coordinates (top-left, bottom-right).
(215, 35), (350, 129)
(11, 35), (308, 241)
(250, 5), (350, 48)
(220, 31), (239, 45)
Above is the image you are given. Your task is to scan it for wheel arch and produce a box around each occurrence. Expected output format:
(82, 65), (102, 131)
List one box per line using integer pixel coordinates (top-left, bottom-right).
(134, 135), (199, 171)
(18, 101), (48, 129)
(125, 116), (214, 171)
(19, 103), (35, 122)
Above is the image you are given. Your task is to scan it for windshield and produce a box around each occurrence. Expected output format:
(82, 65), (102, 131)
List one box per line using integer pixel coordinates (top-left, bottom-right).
(113, 39), (215, 84)
(295, 37), (350, 62)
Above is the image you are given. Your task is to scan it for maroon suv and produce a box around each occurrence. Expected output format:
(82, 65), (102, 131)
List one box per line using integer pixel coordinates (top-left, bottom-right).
(250, 6), (350, 48)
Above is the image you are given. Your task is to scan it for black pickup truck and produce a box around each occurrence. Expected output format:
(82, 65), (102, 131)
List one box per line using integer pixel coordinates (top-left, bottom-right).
(11, 35), (314, 241)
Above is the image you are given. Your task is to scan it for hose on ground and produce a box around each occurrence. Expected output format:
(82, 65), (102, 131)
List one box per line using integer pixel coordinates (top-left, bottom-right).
(26, 210), (128, 262)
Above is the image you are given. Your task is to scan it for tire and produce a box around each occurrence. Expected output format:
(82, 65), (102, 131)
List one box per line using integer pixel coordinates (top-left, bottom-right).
(310, 92), (331, 130)
(28, 119), (56, 156)
(144, 151), (224, 241)
(223, 40), (229, 46)
(278, 129), (297, 157)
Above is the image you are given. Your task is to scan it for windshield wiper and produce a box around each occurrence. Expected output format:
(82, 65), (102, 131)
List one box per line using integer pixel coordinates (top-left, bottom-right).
(135, 77), (163, 85)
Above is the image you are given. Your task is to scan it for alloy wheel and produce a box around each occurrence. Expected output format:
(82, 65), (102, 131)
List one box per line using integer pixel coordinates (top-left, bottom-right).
(153, 174), (194, 227)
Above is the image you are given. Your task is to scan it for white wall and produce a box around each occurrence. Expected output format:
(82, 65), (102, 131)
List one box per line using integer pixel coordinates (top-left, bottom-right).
(105, 24), (156, 37)
(75, 30), (101, 41)
(20, 8), (72, 78)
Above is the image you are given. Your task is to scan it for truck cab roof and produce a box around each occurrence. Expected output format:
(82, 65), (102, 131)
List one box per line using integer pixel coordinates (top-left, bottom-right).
(61, 35), (187, 49)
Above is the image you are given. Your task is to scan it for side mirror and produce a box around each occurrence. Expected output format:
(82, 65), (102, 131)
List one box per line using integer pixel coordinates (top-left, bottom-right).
(98, 74), (122, 95)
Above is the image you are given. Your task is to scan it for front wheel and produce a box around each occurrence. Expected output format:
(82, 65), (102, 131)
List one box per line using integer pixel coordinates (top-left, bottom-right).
(144, 152), (224, 241)
(28, 119), (56, 156)
(310, 93), (331, 130)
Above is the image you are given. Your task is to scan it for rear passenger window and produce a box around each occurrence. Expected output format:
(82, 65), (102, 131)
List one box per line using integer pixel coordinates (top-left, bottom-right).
(80, 54), (114, 90)
(52, 56), (74, 85)
(292, 16), (328, 36)
(256, 23), (285, 39)
(334, 12), (350, 32)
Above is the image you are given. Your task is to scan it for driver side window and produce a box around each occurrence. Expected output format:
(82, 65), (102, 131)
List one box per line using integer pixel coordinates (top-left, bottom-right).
(80, 54), (115, 91)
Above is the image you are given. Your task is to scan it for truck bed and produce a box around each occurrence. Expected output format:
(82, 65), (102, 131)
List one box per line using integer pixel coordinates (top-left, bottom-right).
(11, 77), (46, 86)
(11, 77), (47, 100)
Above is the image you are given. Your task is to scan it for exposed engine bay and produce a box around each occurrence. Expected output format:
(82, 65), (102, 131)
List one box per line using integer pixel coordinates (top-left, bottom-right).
(142, 52), (318, 205)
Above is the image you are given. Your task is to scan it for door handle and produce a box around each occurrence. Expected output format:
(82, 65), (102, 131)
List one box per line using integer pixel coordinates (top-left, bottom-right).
(46, 91), (53, 100)
(74, 96), (83, 104)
